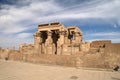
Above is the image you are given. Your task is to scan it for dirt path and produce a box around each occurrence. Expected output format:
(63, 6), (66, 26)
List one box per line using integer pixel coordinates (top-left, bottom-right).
(0, 60), (120, 80)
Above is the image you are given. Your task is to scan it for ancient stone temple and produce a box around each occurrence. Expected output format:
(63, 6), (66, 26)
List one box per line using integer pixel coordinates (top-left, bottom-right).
(0, 22), (120, 68)
(34, 22), (83, 55)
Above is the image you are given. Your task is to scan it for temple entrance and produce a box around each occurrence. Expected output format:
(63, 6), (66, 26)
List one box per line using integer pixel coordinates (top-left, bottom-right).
(40, 31), (48, 54)
(52, 30), (60, 54)
(68, 31), (75, 43)
(41, 31), (47, 43)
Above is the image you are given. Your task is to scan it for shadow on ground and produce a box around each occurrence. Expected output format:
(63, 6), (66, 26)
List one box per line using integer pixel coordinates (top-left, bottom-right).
(70, 76), (79, 80)
(111, 77), (120, 80)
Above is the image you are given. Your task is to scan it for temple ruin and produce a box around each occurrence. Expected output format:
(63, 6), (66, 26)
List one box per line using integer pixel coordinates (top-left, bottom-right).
(34, 22), (83, 55)
(0, 22), (120, 68)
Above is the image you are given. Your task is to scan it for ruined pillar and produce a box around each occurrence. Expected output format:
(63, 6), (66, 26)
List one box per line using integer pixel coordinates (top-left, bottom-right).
(45, 31), (52, 46)
(75, 32), (80, 44)
(74, 32), (80, 53)
(58, 31), (71, 55)
(79, 34), (82, 43)
(41, 43), (46, 54)
(59, 31), (65, 44)
(34, 32), (41, 49)
(57, 31), (65, 55)
(45, 31), (53, 54)
(64, 31), (68, 44)
(34, 32), (42, 54)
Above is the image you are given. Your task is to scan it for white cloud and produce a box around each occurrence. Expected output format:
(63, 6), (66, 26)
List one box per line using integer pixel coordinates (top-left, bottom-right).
(16, 33), (32, 38)
(0, 33), (33, 49)
(0, 0), (61, 34)
(0, 0), (120, 34)
(35, 0), (120, 20)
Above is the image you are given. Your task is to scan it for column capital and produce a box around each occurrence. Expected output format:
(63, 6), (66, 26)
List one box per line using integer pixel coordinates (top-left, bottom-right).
(47, 31), (52, 36)
(74, 32), (80, 36)
(34, 32), (41, 37)
(60, 31), (67, 35)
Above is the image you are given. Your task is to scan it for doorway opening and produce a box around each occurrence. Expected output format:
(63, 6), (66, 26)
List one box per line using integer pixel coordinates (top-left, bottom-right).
(52, 30), (60, 54)
(41, 31), (48, 43)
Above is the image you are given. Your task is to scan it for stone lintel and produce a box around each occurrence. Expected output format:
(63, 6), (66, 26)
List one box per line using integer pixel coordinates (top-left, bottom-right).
(38, 24), (49, 27)
(50, 22), (61, 26)
(38, 27), (62, 31)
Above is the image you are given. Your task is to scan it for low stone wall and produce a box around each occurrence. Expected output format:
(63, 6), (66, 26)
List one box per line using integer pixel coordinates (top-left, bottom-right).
(0, 48), (9, 59)
(0, 43), (120, 69)
(8, 50), (23, 61)
(104, 43), (120, 68)
(8, 52), (120, 69)
(105, 43), (120, 54)
(91, 40), (111, 48)
(75, 52), (108, 68)
(20, 54), (77, 67)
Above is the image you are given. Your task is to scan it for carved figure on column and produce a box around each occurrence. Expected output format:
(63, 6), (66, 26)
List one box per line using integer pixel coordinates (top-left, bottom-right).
(45, 31), (52, 46)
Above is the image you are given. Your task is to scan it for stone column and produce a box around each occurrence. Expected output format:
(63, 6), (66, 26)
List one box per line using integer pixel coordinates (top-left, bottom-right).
(64, 31), (68, 44)
(75, 32), (80, 44)
(74, 32), (81, 53)
(79, 35), (82, 43)
(34, 32), (42, 54)
(34, 32), (41, 49)
(45, 31), (52, 46)
(57, 31), (69, 55)
(59, 31), (65, 45)
(57, 31), (65, 55)
(45, 31), (53, 54)
(41, 43), (46, 54)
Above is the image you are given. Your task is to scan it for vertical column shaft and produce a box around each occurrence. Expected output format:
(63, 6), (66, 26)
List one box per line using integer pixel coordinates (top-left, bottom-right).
(45, 31), (52, 46)
(75, 32), (80, 44)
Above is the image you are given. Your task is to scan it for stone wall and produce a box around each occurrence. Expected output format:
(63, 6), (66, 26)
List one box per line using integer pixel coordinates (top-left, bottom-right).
(104, 43), (120, 67)
(8, 50), (23, 61)
(21, 54), (77, 67)
(105, 43), (120, 54)
(80, 42), (90, 52)
(75, 52), (107, 68)
(7, 50), (120, 69)
(91, 40), (111, 48)
(0, 43), (120, 69)
(0, 48), (9, 59)
(19, 44), (35, 54)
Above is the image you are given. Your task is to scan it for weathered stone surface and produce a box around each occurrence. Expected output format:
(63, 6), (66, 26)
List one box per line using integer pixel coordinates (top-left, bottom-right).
(80, 42), (90, 52)
(0, 48), (9, 59)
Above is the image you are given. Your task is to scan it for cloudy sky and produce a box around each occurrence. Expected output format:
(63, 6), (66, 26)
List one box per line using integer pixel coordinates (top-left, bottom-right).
(0, 0), (120, 49)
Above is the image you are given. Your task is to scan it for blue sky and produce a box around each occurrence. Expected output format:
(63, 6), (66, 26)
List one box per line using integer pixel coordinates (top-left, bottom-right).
(0, 0), (120, 49)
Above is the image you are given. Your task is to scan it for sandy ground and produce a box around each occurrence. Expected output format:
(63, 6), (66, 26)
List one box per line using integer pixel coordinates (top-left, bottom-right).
(0, 60), (120, 80)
